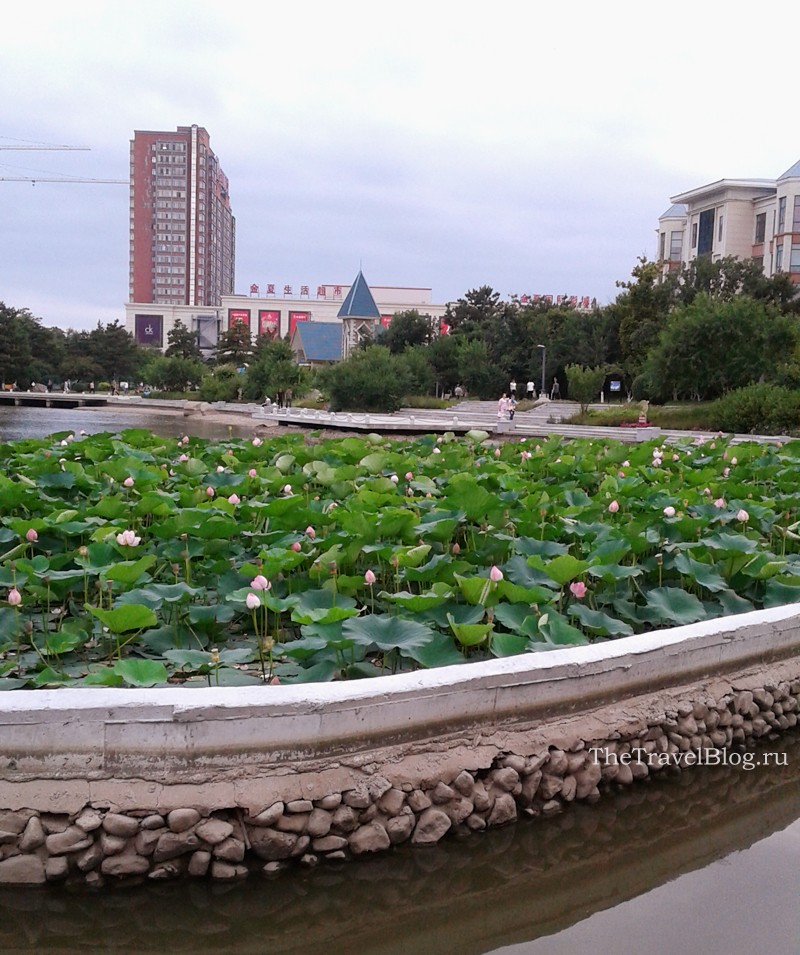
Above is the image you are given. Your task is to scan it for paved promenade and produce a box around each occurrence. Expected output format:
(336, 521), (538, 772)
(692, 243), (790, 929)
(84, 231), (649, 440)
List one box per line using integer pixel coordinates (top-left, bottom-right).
(252, 398), (786, 445)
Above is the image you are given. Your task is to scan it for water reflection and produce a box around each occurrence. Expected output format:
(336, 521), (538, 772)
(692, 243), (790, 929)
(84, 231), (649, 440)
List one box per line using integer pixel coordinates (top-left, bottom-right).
(0, 733), (797, 955)
(0, 405), (257, 443)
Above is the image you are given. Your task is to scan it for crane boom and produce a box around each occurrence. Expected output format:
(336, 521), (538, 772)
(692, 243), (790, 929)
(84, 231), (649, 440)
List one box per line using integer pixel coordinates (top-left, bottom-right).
(0, 176), (127, 183)
(0, 145), (90, 151)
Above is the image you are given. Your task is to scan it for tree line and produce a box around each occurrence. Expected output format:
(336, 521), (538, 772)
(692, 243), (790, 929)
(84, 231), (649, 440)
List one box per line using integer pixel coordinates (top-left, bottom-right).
(3, 253), (799, 408)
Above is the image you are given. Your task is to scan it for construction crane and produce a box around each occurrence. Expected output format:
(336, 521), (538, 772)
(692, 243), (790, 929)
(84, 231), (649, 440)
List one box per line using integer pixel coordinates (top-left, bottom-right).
(0, 137), (128, 185)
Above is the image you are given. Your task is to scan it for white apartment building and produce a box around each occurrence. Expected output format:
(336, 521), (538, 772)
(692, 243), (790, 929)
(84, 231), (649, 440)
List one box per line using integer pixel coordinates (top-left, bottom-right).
(657, 158), (800, 280)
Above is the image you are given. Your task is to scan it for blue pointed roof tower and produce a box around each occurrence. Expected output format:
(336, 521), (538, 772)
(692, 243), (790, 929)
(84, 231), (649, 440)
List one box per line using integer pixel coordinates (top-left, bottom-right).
(337, 270), (381, 320)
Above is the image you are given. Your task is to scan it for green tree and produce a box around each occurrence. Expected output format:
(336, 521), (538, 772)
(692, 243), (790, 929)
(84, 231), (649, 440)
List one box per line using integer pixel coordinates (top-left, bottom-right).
(396, 346), (434, 395)
(214, 323), (254, 366)
(318, 346), (412, 412)
(242, 339), (306, 401)
(642, 294), (799, 401)
(564, 364), (606, 412)
(0, 304), (66, 386)
(445, 286), (504, 336)
(165, 319), (203, 361)
(140, 356), (205, 392)
(427, 333), (461, 395)
(379, 310), (435, 353)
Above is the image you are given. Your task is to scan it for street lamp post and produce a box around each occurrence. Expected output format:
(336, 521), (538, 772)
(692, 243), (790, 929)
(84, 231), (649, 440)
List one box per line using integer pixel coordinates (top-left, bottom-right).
(537, 344), (546, 399)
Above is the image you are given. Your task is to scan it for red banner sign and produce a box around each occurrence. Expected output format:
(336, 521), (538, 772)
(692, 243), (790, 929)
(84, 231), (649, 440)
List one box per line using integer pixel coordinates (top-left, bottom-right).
(258, 310), (280, 339)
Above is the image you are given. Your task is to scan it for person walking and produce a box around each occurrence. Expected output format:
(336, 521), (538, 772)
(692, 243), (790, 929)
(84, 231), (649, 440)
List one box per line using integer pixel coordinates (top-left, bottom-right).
(526, 379), (535, 399)
(550, 378), (560, 400)
(509, 379), (517, 396)
(497, 393), (509, 420)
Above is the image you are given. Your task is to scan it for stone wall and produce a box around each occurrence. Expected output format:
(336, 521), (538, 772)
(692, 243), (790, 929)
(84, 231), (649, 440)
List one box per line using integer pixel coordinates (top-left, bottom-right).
(0, 605), (799, 886)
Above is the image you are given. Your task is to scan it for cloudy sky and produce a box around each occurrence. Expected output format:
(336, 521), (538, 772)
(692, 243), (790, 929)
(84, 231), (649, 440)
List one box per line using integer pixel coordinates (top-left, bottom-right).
(2, 1), (798, 330)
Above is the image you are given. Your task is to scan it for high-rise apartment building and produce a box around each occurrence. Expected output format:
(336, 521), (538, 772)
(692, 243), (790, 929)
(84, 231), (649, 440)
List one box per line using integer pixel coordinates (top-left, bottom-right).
(129, 125), (235, 307)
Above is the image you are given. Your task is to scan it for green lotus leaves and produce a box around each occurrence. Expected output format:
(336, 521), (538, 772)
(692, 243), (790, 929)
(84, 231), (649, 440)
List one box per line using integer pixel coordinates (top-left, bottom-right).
(1, 428), (800, 688)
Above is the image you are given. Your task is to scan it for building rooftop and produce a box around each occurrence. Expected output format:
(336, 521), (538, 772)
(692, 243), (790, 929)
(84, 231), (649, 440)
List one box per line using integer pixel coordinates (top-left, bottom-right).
(337, 271), (381, 320)
(293, 322), (342, 362)
(778, 159), (800, 181)
(659, 203), (687, 219)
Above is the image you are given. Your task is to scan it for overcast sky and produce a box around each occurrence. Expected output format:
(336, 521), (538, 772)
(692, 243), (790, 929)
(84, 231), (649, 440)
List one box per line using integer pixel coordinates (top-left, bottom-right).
(2, 1), (798, 331)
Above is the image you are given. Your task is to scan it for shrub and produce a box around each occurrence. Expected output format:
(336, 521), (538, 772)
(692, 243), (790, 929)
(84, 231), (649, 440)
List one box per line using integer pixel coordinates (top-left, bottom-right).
(198, 365), (241, 402)
(710, 384), (800, 435)
(318, 346), (412, 412)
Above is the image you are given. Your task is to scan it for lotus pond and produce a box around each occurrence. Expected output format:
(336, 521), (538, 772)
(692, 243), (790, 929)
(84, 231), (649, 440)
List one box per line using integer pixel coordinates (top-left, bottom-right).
(1, 427), (799, 690)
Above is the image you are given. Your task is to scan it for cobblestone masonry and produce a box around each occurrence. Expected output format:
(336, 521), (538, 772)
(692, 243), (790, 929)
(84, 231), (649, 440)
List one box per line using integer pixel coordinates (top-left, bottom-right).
(0, 662), (797, 886)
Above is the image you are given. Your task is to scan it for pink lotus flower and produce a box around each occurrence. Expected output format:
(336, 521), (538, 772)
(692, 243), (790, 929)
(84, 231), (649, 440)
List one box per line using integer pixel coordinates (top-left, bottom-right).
(226, 449), (233, 456)
(432, 448), (441, 455)
(714, 498), (726, 508)
(291, 542), (302, 552)
(246, 592), (261, 610)
(622, 460), (630, 468)
(216, 465), (224, 473)
(123, 477), (134, 488)
(116, 529), (141, 547)
(703, 487), (711, 495)
(569, 581), (587, 599)
(723, 467), (730, 477)
(248, 468), (257, 478)
(252, 437), (262, 447)
(206, 486), (215, 497)
(494, 449), (501, 458)
(663, 506), (676, 518)
(227, 494), (240, 505)
(179, 454), (189, 462)
(737, 509), (750, 522)
(283, 484), (293, 495)
(405, 471), (414, 480)
(25, 528), (38, 543)
(731, 457), (738, 465)
(618, 471), (625, 478)
(7, 587), (22, 607)
(452, 542), (460, 555)
(489, 565), (504, 582)
(250, 574), (271, 591)
(182, 436), (189, 445)
(305, 526), (316, 539)
(364, 569), (376, 585)
(390, 474), (399, 484)
(608, 500), (619, 513)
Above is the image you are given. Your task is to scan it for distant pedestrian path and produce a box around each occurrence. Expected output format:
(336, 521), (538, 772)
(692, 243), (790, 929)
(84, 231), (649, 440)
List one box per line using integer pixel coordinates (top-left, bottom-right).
(254, 398), (787, 445)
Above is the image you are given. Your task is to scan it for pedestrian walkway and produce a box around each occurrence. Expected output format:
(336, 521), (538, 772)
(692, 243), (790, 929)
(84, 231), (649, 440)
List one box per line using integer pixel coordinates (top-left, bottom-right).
(254, 397), (787, 446)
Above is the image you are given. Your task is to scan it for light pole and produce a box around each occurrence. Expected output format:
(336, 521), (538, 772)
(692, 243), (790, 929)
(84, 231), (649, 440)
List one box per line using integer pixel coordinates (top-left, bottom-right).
(537, 344), (546, 399)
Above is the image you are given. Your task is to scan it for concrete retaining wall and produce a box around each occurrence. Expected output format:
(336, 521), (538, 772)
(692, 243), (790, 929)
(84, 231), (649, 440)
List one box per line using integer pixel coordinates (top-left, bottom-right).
(0, 605), (799, 885)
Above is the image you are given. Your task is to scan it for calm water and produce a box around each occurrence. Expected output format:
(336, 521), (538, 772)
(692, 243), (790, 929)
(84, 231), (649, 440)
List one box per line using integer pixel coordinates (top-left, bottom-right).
(0, 407), (798, 954)
(0, 732), (797, 954)
(0, 404), (257, 443)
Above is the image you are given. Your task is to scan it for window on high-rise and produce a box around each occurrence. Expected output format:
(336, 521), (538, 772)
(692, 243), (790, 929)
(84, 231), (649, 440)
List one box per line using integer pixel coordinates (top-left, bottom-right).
(691, 222), (698, 248)
(790, 243), (800, 272)
(670, 232), (683, 261)
(793, 196), (800, 231)
(659, 232), (666, 259)
(778, 196), (787, 232)
(754, 213), (766, 244)
(776, 242), (784, 271)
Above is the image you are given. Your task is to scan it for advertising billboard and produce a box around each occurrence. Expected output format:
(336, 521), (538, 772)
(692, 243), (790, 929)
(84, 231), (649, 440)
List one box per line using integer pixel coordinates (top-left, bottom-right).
(258, 310), (280, 339)
(134, 314), (163, 347)
(228, 308), (251, 331)
(289, 311), (309, 337)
